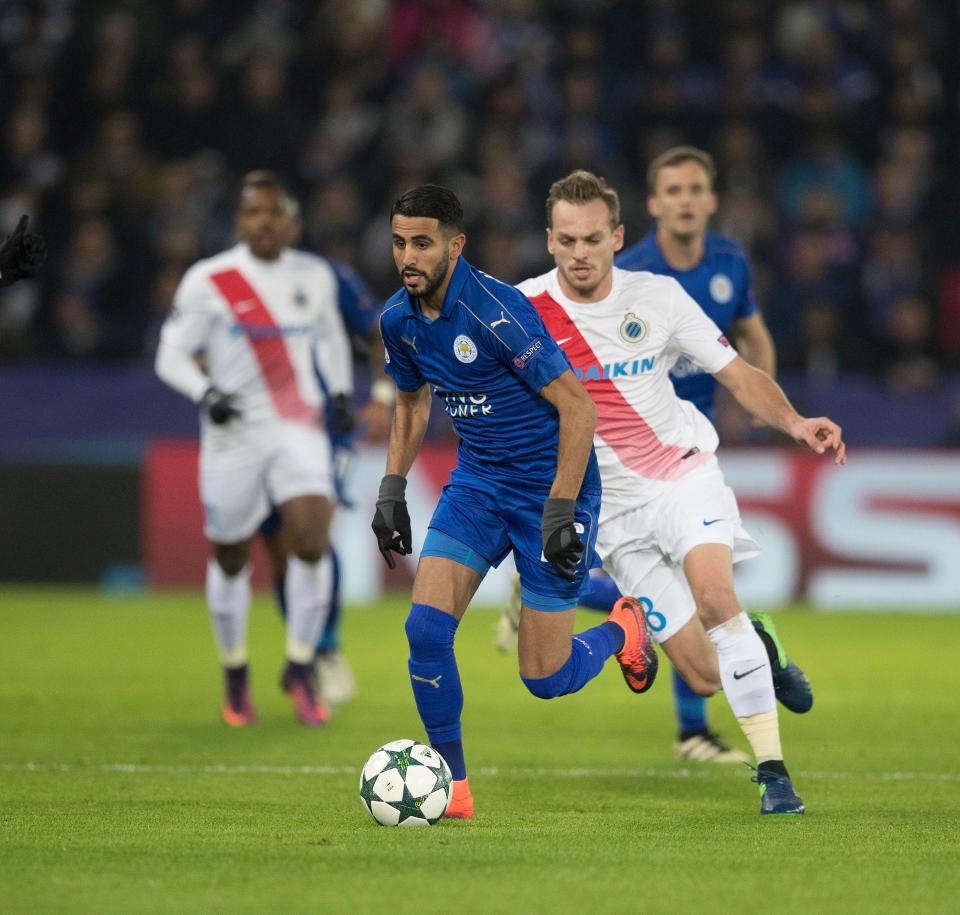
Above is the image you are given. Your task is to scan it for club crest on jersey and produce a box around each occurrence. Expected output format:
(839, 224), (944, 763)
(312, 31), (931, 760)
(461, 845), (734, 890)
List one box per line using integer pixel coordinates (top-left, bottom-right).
(709, 274), (733, 304)
(453, 335), (478, 363)
(292, 288), (308, 308)
(618, 313), (647, 346)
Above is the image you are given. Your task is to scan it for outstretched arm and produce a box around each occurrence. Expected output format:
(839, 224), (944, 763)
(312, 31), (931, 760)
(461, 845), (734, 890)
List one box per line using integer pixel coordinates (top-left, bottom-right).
(714, 356), (845, 464)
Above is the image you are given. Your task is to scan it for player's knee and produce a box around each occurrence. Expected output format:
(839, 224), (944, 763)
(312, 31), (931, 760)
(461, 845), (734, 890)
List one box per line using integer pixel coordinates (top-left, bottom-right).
(214, 545), (248, 577)
(693, 586), (739, 627)
(405, 603), (456, 658)
(289, 531), (328, 563)
(520, 673), (561, 700)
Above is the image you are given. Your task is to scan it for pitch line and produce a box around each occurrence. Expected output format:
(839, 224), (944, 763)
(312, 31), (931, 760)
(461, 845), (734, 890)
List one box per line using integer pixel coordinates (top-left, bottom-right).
(1, 761), (958, 783)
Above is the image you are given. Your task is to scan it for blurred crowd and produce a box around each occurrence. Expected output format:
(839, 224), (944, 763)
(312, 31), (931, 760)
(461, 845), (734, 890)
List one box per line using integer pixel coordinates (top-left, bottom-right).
(1, 0), (958, 394)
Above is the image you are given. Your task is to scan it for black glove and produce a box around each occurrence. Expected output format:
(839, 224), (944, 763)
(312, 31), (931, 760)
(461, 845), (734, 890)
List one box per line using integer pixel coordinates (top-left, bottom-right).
(371, 474), (412, 569)
(202, 387), (241, 424)
(0, 215), (47, 287)
(327, 393), (354, 437)
(541, 497), (583, 582)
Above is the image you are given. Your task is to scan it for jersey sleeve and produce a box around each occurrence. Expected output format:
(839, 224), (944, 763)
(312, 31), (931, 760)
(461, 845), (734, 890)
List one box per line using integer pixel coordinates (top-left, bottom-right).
(668, 279), (738, 374)
(478, 289), (570, 393)
(332, 260), (379, 336)
(312, 265), (354, 396)
(154, 264), (217, 402)
(734, 255), (759, 320)
(379, 312), (425, 392)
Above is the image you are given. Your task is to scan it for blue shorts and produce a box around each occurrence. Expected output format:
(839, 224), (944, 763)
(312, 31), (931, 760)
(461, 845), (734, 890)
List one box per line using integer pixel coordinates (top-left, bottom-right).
(423, 467), (601, 612)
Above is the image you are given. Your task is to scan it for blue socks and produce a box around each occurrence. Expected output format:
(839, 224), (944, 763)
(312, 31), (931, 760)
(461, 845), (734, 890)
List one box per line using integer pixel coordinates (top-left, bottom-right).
(405, 603), (466, 780)
(317, 549), (342, 652)
(521, 620), (623, 699)
(578, 572), (622, 612)
(673, 666), (708, 737)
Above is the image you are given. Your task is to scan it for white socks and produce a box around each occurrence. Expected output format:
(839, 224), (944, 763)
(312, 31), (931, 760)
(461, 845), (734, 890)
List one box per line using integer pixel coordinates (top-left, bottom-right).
(708, 611), (782, 763)
(206, 560), (251, 667)
(284, 554), (334, 664)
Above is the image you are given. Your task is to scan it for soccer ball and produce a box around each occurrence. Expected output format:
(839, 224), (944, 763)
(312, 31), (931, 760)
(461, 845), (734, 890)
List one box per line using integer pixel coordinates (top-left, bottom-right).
(359, 739), (453, 826)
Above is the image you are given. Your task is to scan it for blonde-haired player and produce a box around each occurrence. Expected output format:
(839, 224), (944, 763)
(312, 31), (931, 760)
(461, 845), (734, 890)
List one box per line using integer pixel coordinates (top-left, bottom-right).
(516, 169), (845, 814)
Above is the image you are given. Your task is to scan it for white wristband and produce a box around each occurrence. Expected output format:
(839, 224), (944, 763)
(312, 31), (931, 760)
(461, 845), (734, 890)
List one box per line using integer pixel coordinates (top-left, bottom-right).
(370, 378), (396, 407)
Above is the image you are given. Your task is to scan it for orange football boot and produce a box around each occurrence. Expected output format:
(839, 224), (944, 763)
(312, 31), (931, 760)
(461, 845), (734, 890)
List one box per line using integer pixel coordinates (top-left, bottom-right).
(222, 688), (257, 727)
(607, 596), (659, 693)
(282, 664), (330, 727)
(443, 778), (474, 820)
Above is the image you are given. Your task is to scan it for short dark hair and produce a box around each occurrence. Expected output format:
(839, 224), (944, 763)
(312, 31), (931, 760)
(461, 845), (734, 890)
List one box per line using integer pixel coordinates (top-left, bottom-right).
(646, 146), (716, 194)
(391, 184), (464, 233)
(238, 170), (296, 211)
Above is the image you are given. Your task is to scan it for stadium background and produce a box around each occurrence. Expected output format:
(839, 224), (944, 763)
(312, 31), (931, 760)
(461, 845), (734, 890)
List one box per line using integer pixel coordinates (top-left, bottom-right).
(2, 0), (959, 607)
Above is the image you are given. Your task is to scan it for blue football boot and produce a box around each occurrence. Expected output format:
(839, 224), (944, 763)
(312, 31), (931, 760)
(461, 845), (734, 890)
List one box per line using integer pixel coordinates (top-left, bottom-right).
(751, 766), (805, 815)
(750, 612), (813, 713)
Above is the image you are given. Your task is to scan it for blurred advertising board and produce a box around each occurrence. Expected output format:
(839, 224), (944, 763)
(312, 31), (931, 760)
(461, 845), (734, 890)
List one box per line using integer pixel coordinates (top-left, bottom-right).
(143, 442), (960, 610)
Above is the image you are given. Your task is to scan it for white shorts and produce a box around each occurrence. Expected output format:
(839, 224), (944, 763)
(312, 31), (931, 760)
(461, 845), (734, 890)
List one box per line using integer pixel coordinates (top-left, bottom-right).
(199, 421), (333, 543)
(597, 455), (760, 644)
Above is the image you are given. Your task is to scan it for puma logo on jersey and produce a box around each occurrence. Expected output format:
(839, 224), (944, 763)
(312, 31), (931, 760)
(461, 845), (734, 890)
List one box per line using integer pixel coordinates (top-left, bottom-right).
(490, 311), (510, 329)
(401, 335), (418, 352)
(411, 673), (442, 688)
(234, 299), (258, 314)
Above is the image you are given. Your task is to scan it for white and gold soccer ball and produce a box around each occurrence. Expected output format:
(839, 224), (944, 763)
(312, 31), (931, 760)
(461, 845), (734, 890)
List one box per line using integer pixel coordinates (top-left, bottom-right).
(359, 739), (453, 827)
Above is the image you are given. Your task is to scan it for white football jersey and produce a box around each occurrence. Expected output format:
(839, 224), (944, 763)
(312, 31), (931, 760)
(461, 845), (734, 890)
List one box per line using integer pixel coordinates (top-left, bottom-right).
(518, 266), (737, 513)
(156, 243), (352, 435)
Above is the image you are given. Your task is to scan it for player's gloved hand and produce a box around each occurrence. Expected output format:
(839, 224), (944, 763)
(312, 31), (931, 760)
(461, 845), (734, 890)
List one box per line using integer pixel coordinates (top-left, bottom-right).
(541, 497), (583, 582)
(202, 387), (241, 424)
(327, 393), (354, 437)
(0, 215), (47, 287)
(371, 474), (412, 569)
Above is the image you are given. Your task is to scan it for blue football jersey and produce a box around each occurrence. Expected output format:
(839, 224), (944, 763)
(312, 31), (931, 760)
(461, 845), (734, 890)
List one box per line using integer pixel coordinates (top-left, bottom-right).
(381, 256), (600, 490)
(329, 259), (379, 337)
(615, 230), (757, 418)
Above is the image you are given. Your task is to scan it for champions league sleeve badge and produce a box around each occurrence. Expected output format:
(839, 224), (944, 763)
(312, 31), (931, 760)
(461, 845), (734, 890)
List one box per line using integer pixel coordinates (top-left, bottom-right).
(618, 313), (648, 346)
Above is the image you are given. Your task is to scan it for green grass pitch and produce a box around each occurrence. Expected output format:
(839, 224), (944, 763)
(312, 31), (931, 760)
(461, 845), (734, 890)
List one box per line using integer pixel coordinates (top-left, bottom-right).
(2, 586), (959, 914)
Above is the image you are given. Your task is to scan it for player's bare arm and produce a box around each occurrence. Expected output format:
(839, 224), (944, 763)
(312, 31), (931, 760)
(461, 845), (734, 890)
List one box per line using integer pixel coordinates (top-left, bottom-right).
(385, 383), (432, 477)
(539, 370), (598, 499)
(732, 312), (777, 378)
(714, 356), (846, 464)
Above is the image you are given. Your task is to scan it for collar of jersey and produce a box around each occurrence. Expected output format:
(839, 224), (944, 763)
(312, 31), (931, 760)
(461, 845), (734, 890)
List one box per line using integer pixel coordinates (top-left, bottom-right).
(649, 228), (718, 274)
(403, 256), (471, 322)
(547, 264), (624, 310)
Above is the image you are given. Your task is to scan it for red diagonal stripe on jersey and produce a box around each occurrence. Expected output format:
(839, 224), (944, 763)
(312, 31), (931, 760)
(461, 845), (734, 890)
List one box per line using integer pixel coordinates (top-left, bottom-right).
(210, 268), (316, 423)
(530, 290), (697, 481)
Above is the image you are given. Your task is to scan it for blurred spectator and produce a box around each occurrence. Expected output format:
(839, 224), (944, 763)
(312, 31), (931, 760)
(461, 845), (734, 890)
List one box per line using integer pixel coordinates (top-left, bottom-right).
(0, 0), (953, 388)
(778, 127), (872, 228)
(879, 294), (940, 393)
(220, 51), (301, 177)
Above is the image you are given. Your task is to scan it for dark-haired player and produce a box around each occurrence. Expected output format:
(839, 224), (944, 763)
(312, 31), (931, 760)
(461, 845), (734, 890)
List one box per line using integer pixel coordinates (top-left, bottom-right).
(156, 171), (353, 727)
(372, 184), (659, 819)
